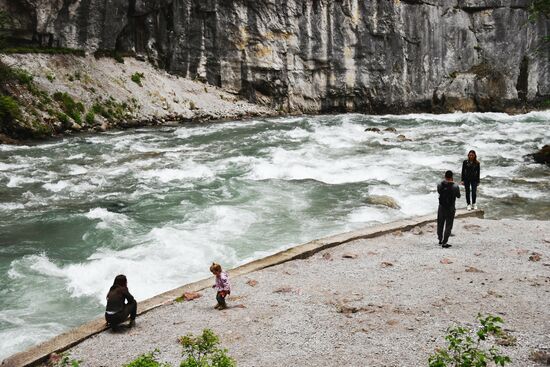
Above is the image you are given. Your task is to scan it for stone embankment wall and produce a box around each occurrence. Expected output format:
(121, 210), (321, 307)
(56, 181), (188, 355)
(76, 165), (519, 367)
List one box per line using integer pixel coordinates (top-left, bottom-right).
(2, 0), (549, 114)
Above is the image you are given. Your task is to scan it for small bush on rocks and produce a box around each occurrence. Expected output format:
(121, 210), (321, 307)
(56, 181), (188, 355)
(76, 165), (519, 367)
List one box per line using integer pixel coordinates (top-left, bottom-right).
(114, 52), (125, 63)
(179, 329), (236, 367)
(85, 111), (95, 125)
(0, 95), (21, 122)
(123, 350), (170, 367)
(0, 63), (33, 86)
(56, 112), (70, 125)
(428, 314), (511, 367)
(131, 72), (145, 87)
(53, 92), (84, 123)
(121, 330), (235, 367)
(48, 352), (81, 367)
(1, 46), (85, 56)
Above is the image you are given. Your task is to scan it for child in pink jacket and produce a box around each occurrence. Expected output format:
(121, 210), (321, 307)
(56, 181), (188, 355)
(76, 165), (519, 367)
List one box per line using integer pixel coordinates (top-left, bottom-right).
(210, 262), (231, 310)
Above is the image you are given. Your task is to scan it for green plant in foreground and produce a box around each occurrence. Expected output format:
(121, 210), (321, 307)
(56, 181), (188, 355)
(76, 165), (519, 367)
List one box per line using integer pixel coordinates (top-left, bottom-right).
(131, 72), (145, 87)
(121, 330), (234, 367)
(428, 314), (511, 367)
(179, 329), (236, 367)
(49, 352), (81, 367)
(123, 350), (170, 367)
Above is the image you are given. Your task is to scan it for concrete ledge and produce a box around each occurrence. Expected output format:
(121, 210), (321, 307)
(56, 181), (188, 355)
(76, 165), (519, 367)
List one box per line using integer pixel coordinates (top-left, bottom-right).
(1, 209), (483, 367)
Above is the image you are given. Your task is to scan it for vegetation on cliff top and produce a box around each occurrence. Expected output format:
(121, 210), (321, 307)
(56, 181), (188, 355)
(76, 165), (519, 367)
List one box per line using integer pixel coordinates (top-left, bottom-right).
(528, 0), (550, 21)
(0, 12), (138, 141)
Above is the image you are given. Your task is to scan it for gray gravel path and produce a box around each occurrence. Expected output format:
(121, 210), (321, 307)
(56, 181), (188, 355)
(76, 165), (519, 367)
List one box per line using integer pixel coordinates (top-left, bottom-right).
(66, 218), (550, 366)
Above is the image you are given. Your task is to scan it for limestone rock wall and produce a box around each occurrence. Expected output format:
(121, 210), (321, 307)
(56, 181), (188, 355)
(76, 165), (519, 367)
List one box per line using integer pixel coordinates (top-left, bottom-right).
(3, 0), (549, 113)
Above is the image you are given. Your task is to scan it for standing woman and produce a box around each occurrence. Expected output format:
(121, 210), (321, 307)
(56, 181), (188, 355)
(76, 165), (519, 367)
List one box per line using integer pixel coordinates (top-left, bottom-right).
(460, 150), (480, 210)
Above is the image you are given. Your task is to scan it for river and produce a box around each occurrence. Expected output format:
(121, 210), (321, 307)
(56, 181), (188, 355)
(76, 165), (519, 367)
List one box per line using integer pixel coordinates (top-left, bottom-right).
(0, 112), (549, 360)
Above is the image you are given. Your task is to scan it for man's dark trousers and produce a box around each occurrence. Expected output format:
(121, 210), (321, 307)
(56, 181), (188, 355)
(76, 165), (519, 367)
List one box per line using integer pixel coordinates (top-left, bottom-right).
(437, 205), (455, 244)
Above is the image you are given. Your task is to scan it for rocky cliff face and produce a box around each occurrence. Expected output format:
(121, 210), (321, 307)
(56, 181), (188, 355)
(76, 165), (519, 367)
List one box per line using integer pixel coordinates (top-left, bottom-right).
(3, 0), (549, 113)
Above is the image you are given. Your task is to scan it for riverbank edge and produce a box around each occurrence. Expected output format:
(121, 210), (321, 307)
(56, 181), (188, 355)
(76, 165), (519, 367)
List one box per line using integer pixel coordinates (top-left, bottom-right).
(1, 53), (549, 145)
(1, 209), (484, 367)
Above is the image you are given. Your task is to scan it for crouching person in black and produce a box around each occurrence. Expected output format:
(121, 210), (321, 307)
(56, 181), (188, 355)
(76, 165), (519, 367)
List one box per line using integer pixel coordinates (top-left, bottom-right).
(105, 274), (137, 329)
(437, 170), (461, 248)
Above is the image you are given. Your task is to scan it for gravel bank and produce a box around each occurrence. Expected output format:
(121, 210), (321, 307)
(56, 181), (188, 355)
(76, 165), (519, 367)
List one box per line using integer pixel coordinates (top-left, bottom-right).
(65, 218), (550, 366)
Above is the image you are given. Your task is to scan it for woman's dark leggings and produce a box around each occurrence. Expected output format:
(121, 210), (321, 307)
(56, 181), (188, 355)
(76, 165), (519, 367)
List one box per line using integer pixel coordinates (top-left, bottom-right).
(105, 301), (137, 327)
(216, 292), (227, 307)
(464, 180), (478, 205)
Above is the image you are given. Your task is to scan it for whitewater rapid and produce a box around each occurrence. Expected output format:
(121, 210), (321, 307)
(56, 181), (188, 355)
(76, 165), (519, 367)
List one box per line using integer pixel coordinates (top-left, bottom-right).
(0, 111), (549, 359)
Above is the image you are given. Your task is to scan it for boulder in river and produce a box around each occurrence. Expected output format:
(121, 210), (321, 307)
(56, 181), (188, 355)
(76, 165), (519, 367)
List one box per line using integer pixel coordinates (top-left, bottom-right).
(397, 134), (412, 142)
(532, 145), (550, 165)
(384, 127), (397, 133)
(366, 195), (401, 209)
(365, 127), (381, 132)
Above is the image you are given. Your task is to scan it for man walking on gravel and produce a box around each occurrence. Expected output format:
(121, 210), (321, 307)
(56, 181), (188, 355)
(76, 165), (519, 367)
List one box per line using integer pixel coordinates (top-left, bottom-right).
(437, 170), (461, 248)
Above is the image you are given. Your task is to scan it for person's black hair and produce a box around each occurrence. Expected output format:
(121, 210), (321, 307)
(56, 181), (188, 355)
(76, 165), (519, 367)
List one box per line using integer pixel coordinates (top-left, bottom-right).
(445, 170), (453, 179)
(110, 274), (127, 290)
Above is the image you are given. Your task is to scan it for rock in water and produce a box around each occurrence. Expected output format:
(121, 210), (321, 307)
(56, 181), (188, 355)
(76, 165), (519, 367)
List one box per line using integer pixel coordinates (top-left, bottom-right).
(532, 145), (550, 165)
(397, 134), (412, 142)
(366, 195), (401, 209)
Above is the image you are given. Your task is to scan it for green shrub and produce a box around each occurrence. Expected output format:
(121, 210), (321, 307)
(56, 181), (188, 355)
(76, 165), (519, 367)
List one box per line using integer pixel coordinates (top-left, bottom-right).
(114, 52), (124, 63)
(46, 73), (55, 82)
(49, 352), (81, 367)
(428, 314), (512, 367)
(123, 350), (170, 367)
(14, 69), (33, 85)
(53, 91), (84, 123)
(131, 72), (145, 87)
(84, 111), (95, 124)
(93, 49), (126, 63)
(0, 94), (20, 122)
(179, 329), (236, 367)
(0, 63), (33, 86)
(0, 46), (85, 56)
(528, 0), (550, 21)
(56, 112), (70, 125)
(31, 119), (53, 137)
(92, 97), (133, 120)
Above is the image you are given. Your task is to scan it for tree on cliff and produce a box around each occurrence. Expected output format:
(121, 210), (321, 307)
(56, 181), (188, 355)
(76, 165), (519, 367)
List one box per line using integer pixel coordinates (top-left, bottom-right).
(529, 0), (550, 20)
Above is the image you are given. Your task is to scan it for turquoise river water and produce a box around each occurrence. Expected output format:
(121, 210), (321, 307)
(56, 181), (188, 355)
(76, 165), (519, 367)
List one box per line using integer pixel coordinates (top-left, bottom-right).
(0, 112), (549, 360)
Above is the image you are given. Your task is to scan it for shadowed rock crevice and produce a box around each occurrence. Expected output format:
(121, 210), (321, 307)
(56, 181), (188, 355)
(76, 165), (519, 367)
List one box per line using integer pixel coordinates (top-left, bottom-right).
(516, 55), (529, 103)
